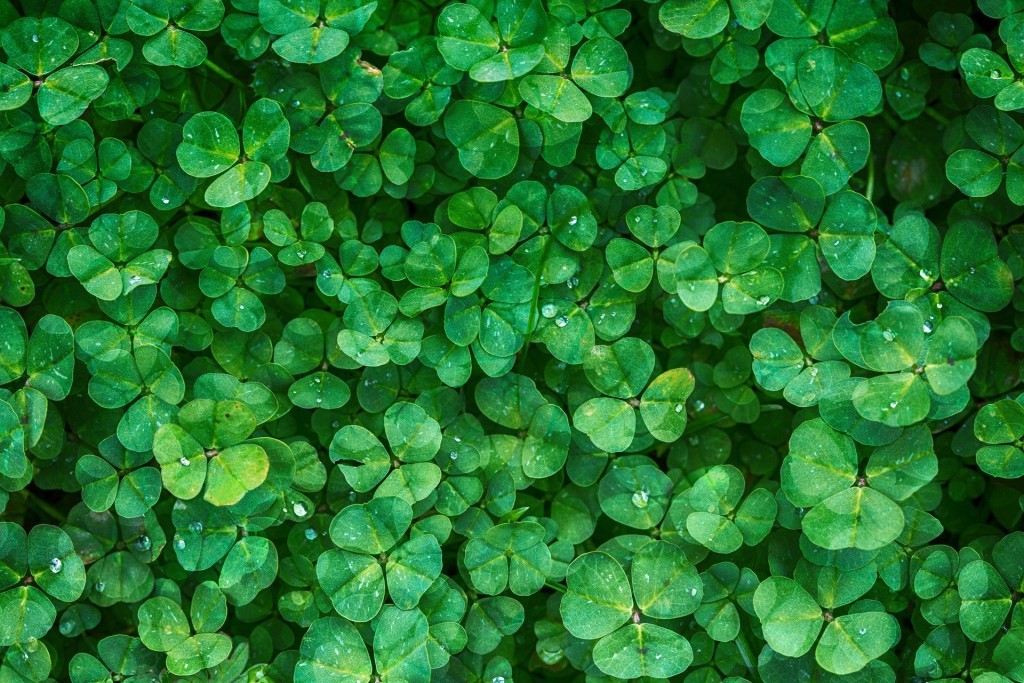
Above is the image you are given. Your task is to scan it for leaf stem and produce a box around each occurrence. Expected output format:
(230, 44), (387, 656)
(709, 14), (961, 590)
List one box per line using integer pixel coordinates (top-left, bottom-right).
(24, 490), (66, 523)
(735, 631), (760, 682)
(683, 410), (728, 435)
(880, 110), (901, 131)
(517, 237), (556, 372)
(647, 271), (659, 343)
(866, 153), (875, 203)
(924, 106), (951, 126)
(203, 59), (246, 89)
(545, 581), (566, 593)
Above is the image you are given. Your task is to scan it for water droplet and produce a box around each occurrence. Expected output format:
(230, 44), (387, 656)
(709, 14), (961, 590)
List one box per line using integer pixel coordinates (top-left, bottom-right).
(493, 677), (506, 683)
(674, 404), (683, 413)
(919, 268), (931, 280)
(49, 558), (62, 574)
(882, 328), (895, 342)
(94, 581), (106, 593)
(991, 70), (1002, 78)
(31, 34), (39, 43)
(179, 456), (190, 467)
(858, 627), (867, 635)
(889, 401), (898, 409)
(694, 399), (705, 411)
(555, 315), (569, 328)
(304, 528), (319, 541)
(567, 276), (579, 289)
(756, 295), (770, 306)
(135, 535), (151, 551)
(449, 451), (458, 460)
(631, 489), (650, 508)
(293, 502), (308, 517)
(568, 215), (578, 226)
(174, 538), (186, 550)
(161, 197), (170, 205)
(689, 587), (698, 596)
(188, 521), (203, 533)
(541, 303), (558, 318)
(60, 620), (75, 636)
(923, 320), (934, 334)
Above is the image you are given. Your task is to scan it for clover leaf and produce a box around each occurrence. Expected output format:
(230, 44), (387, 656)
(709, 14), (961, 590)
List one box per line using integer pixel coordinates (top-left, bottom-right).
(2, 2), (1024, 682)
(561, 546), (698, 678)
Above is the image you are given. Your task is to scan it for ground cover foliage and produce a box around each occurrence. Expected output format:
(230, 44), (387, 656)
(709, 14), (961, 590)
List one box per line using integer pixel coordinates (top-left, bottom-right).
(1, 0), (1024, 681)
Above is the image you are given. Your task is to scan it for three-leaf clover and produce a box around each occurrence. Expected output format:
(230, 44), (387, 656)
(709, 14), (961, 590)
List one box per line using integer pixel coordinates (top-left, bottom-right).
(560, 543), (701, 679)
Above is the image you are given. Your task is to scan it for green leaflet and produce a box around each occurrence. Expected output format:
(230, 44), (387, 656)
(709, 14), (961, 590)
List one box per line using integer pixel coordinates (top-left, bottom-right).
(0, 2), (1022, 682)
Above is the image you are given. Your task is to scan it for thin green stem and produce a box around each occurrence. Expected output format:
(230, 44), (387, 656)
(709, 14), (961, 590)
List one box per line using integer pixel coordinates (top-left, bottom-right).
(683, 410), (728, 435)
(517, 237), (556, 372)
(647, 263), (659, 343)
(545, 581), (566, 594)
(924, 106), (951, 126)
(866, 153), (875, 203)
(203, 59), (246, 89)
(880, 110), (901, 132)
(735, 631), (760, 682)
(24, 490), (65, 523)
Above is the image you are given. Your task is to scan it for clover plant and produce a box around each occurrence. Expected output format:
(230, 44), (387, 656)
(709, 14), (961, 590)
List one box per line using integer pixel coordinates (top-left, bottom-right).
(2, 0), (1024, 681)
